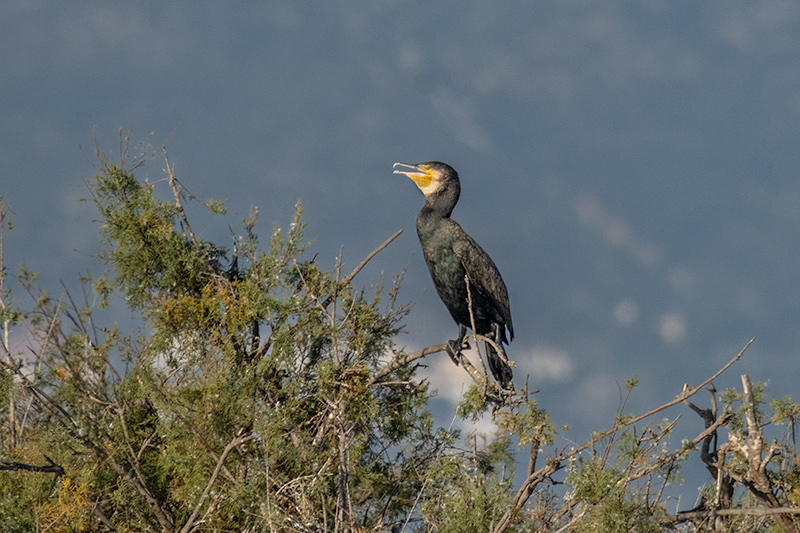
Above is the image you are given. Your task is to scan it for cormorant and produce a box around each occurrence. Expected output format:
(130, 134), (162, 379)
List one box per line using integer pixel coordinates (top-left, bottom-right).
(394, 161), (514, 389)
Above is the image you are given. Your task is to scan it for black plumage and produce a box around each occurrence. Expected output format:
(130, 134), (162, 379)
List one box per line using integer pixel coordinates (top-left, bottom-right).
(394, 161), (514, 389)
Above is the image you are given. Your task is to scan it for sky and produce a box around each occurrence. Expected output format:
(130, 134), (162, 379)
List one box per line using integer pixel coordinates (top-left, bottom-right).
(4, 0), (800, 503)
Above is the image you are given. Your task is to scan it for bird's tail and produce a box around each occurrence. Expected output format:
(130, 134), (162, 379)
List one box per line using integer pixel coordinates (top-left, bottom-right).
(484, 340), (514, 390)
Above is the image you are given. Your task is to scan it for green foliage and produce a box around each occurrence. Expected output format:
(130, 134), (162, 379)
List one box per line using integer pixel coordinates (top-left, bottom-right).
(420, 440), (515, 532)
(3, 137), (800, 533)
(566, 457), (667, 533)
(456, 384), (489, 421)
(569, 458), (622, 505)
(89, 159), (227, 316)
(0, 147), (447, 532)
(496, 399), (553, 447)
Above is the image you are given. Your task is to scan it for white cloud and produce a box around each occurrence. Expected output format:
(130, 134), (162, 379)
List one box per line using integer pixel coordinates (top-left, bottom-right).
(417, 341), (574, 406)
(719, 2), (800, 49)
(572, 373), (621, 423)
(422, 352), (476, 405)
(658, 312), (686, 344)
(573, 193), (663, 269)
(524, 344), (574, 383)
(396, 43), (422, 72)
(429, 87), (492, 152)
(613, 299), (638, 327)
(3, 4), (192, 75)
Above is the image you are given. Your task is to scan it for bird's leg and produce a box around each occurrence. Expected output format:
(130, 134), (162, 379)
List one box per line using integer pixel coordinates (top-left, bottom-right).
(446, 324), (468, 365)
(488, 322), (514, 391)
(491, 323), (510, 364)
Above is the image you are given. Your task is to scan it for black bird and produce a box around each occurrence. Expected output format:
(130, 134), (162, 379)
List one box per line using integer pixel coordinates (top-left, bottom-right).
(394, 161), (514, 389)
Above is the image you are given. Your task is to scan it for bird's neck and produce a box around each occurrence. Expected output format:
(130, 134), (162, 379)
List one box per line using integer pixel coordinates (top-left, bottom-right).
(417, 201), (455, 242)
(422, 185), (459, 219)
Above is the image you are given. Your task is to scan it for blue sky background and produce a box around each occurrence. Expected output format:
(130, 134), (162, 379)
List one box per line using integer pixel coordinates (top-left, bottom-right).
(4, 1), (800, 504)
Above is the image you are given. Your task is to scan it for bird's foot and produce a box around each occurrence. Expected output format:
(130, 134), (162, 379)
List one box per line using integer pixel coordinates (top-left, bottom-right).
(499, 383), (515, 395)
(488, 385), (516, 411)
(446, 340), (463, 365)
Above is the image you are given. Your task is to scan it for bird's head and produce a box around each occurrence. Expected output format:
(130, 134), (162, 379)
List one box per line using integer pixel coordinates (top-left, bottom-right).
(393, 161), (459, 196)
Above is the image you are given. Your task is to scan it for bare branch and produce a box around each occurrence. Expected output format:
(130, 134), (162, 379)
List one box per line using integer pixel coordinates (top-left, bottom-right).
(321, 230), (403, 309)
(180, 434), (254, 533)
(622, 411), (731, 486)
(492, 338), (754, 533)
(464, 275), (488, 379)
(0, 456), (64, 475)
(369, 344), (448, 386)
(731, 374), (800, 533)
(0, 357), (177, 532)
(164, 148), (196, 244)
(670, 506), (800, 523)
(343, 230), (403, 287)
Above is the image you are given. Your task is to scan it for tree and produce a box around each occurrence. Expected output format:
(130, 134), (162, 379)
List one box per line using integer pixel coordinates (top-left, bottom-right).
(1, 131), (800, 532)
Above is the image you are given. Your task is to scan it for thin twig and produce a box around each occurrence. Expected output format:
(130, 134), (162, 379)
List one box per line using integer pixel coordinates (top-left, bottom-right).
(116, 404), (151, 490)
(321, 230), (403, 309)
(491, 338), (754, 533)
(369, 344), (447, 386)
(670, 507), (800, 523)
(179, 434), (254, 533)
(620, 412), (731, 486)
(164, 148), (196, 244)
(464, 275), (489, 381)
(399, 410), (461, 533)
(465, 332), (515, 368)
(0, 357), (177, 531)
(0, 456), (64, 475)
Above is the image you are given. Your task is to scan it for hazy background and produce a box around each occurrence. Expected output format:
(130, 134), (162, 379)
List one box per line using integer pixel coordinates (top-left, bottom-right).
(3, 1), (800, 506)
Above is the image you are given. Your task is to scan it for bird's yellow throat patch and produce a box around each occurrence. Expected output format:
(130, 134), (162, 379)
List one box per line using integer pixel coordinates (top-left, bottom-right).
(406, 167), (433, 189)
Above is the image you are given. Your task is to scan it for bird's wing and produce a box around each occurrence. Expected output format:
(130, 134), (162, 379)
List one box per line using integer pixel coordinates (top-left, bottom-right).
(452, 229), (514, 341)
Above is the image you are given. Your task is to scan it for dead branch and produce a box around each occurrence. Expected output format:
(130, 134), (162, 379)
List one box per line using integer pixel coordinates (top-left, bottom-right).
(0, 357), (177, 532)
(179, 434), (254, 533)
(622, 411), (731, 486)
(741, 374), (772, 494)
(0, 456), (64, 475)
(447, 341), (493, 392)
(369, 344), (447, 386)
(464, 275), (488, 380)
(670, 507), (800, 524)
(735, 374), (799, 532)
(164, 148), (196, 244)
(491, 338), (754, 533)
(320, 230), (403, 309)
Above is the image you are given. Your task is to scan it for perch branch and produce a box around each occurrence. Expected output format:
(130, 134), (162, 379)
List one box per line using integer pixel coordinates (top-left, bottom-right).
(491, 337), (754, 533)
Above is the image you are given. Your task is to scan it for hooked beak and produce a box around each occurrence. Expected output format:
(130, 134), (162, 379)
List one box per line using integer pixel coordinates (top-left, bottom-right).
(393, 162), (433, 189)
